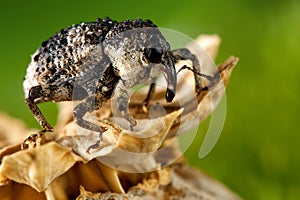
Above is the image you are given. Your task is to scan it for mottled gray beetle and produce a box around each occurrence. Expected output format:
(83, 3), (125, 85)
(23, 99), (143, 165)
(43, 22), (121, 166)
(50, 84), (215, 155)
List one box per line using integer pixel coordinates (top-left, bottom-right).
(23, 17), (211, 140)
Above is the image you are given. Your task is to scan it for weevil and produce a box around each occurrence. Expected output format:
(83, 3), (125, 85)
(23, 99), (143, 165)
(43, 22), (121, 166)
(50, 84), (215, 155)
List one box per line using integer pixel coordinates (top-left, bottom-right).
(23, 17), (212, 146)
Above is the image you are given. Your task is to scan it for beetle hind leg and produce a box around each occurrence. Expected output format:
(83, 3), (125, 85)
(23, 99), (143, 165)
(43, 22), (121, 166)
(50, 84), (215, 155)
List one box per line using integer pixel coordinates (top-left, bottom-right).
(25, 82), (75, 130)
(23, 83), (74, 149)
(21, 129), (50, 149)
(26, 85), (55, 131)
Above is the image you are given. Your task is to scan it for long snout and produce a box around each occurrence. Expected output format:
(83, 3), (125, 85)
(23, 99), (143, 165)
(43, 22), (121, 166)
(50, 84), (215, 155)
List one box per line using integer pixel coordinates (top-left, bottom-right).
(162, 51), (177, 102)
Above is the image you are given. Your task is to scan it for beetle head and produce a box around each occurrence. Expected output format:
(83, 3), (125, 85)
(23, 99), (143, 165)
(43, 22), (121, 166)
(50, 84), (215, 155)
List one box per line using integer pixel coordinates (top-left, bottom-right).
(144, 48), (177, 102)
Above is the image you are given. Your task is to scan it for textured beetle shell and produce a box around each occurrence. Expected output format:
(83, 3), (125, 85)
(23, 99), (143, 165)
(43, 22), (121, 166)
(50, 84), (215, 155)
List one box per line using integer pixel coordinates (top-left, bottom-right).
(23, 18), (115, 98)
(23, 18), (169, 99)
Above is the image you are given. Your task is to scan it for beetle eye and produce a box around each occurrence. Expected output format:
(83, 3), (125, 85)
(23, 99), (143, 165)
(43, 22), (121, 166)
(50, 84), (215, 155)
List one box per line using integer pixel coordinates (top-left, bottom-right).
(144, 47), (163, 63)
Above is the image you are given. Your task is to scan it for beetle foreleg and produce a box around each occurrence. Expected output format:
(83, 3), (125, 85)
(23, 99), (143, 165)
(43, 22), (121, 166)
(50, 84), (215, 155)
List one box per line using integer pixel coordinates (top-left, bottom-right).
(171, 48), (203, 95)
(177, 65), (213, 81)
(142, 82), (156, 112)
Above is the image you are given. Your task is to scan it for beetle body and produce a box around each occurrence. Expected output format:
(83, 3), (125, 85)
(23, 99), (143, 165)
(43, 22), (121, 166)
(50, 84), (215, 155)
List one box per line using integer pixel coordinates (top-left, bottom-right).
(23, 17), (205, 134)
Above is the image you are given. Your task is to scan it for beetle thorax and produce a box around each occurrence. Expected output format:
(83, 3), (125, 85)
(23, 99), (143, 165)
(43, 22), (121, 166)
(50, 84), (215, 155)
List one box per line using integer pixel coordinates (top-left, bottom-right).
(105, 44), (152, 87)
(103, 25), (170, 88)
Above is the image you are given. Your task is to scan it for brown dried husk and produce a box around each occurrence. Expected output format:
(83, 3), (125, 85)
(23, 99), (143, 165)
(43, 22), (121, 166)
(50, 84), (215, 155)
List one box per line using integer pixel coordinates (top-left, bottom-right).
(0, 34), (240, 200)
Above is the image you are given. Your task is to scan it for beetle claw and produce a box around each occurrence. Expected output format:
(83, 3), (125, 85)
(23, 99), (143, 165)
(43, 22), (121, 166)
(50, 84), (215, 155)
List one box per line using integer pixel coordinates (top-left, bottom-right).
(21, 129), (50, 150)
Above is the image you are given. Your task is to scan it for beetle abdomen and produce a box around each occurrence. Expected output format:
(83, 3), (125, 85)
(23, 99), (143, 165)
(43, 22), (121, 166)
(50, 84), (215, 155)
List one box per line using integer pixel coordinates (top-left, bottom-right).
(23, 18), (115, 97)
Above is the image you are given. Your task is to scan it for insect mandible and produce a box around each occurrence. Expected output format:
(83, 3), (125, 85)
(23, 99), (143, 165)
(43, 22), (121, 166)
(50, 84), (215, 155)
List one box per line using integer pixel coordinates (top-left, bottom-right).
(23, 17), (212, 144)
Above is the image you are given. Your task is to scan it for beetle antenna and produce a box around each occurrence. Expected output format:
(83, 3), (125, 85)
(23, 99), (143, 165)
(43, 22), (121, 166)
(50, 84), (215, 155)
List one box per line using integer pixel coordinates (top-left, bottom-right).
(177, 65), (213, 81)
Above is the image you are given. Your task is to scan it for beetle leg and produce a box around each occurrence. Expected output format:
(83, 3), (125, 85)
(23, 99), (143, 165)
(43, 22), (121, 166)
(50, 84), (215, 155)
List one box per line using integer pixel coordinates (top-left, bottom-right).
(26, 97), (53, 131)
(73, 94), (107, 133)
(142, 82), (156, 112)
(177, 65), (213, 81)
(23, 83), (75, 149)
(114, 80), (137, 129)
(171, 48), (204, 95)
(26, 83), (74, 130)
(21, 129), (48, 149)
(73, 63), (119, 132)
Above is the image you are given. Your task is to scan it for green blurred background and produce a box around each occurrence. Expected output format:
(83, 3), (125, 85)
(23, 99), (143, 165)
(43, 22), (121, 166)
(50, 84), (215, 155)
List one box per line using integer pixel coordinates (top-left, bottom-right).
(0, 0), (299, 199)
